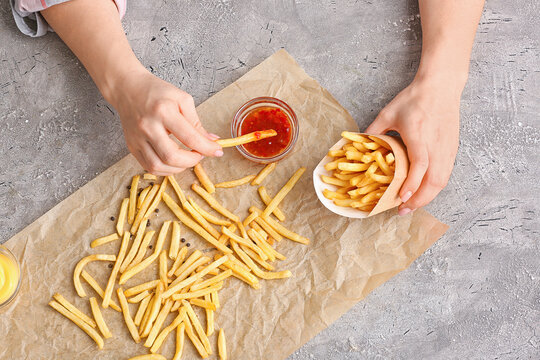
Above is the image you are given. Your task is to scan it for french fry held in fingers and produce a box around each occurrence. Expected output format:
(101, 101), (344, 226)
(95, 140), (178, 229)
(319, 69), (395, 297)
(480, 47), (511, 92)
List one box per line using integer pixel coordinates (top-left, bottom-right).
(193, 163), (215, 194)
(215, 175), (256, 188)
(49, 300), (104, 349)
(216, 129), (277, 148)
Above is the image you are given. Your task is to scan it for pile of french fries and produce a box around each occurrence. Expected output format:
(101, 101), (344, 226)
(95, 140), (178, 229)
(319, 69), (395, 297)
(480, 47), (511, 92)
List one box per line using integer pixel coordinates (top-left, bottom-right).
(47, 131), (309, 360)
(321, 131), (396, 213)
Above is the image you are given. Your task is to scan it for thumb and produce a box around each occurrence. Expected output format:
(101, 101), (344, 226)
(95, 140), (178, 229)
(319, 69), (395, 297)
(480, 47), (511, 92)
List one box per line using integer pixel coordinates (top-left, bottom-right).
(365, 110), (392, 135)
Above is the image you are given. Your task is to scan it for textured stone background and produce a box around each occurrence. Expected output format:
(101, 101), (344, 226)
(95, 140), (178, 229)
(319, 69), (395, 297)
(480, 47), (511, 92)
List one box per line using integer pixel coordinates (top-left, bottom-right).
(1, 1), (538, 359)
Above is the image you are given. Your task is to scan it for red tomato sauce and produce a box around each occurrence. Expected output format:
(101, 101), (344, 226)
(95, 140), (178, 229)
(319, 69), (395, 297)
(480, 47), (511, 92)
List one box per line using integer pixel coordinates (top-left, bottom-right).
(240, 106), (292, 158)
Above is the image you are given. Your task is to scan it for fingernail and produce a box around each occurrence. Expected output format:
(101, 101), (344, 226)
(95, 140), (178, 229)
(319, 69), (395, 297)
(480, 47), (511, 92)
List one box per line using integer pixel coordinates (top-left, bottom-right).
(214, 150), (224, 157)
(401, 191), (413, 203)
(207, 133), (220, 140)
(398, 208), (412, 216)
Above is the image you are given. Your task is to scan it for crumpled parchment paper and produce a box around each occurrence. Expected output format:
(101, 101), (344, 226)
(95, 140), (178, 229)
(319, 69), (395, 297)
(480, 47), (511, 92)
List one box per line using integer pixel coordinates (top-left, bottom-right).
(0, 49), (448, 360)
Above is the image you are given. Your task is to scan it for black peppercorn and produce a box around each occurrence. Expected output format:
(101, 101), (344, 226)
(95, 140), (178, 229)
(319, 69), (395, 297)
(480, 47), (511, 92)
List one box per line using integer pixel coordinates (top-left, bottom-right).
(108, 263), (113, 268)
(186, 243), (191, 247)
(110, 216), (115, 221)
(155, 208), (159, 213)
(147, 220), (151, 226)
(127, 185), (131, 190)
(181, 238), (186, 243)
(149, 245), (153, 249)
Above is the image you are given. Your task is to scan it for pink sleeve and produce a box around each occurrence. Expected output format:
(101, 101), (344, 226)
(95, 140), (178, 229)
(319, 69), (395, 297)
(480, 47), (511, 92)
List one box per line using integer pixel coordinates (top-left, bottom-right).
(12, 0), (127, 37)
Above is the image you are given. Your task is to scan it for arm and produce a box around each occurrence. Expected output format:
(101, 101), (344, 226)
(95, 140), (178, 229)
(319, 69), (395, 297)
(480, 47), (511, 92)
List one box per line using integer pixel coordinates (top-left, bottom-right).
(42, 0), (222, 175)
(366, 0), (485, 215)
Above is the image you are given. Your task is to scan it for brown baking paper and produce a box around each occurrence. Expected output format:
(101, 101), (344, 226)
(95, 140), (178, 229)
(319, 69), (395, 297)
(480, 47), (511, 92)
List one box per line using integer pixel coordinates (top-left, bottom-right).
(0, 50), (448, 360)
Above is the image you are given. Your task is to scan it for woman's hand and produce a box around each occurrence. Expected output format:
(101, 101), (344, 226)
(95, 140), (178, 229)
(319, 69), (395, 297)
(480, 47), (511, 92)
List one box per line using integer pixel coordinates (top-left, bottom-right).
(365, 74), (463, 215)
(110, 69), (223, 175)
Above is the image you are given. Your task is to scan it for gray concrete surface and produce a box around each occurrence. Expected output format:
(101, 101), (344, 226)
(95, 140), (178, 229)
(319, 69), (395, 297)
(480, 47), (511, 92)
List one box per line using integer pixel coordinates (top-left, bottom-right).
(1, 0), (539, 359)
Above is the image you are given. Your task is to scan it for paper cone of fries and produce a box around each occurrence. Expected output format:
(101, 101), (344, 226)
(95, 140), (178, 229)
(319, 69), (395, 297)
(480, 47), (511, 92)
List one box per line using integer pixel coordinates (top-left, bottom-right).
(313, 133), (409, 218)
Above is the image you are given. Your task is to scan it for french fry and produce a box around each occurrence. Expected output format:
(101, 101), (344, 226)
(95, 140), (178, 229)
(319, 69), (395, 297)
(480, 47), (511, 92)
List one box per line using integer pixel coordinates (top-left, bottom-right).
(163, 192), (232, 254)
(120, 220), (147, 273)
(190, 269), (232, 291)
(171, 257), (211, 289)
(144, 299), (174, 348)
(321, 175), (349, 187)
(89, 297), (112, 338)
(222, 227), (268, 261)
(134, 294), (152, 326)
(385, 152), (395, 165)
(254, 216), (283, 242)
(363, 141), (380, 150)
(218, 223), (237, 244)
(167, 175), (187, 205)
(261, 167), (305, 218)
(90, 233), (119, 248)
(368, 135), (392, 150)
(352, 141), (368, 152)
(128, 355), (166, 360)
(336, 185), (356, 194)
(103, 231), (130, 308)
(333, 172), (358, 181)
(131, 184), (159, 234)
(251, 162), (276, 186)
(348, 182), (381, 198)
(169, 221), (181, 259)
(143, 177), (169, 219)
(168, 246), (188, 277)
(116, 198), (129, 236)
(48, 300), (104, 349)
(124, 280), (159, 297)
(359, 188), (385, 204)
(172, 322), (185, 360)
(250, 206), (310, 245)
(323, 189), (350, 200)
(170, 250), (202, 278)
(218, 328), (227, 360)
(328, 149), (346, 157)
(338, 162), (371, 172)
(129, 290), (150, 303)
(203, 294), (214, 336)
(172, 283), (223, 301)
(188, 197), (231, 226)
(120, 221), (170, 284)
(141, 282), (164, 338)
(333, 198), (355, 207)
(196, 265), (219, 275)
(324, 157), (347, 171)
(80, 270), (121, 312)
(189, 298), (216, 311)
(117, 288), (141, 343)
(74, 254), (116, 297)
(140, 293), (156, 335)
(182, 300), (212, 354)
(194, 163), (215, 194)
(242, 211), (258, 227)
(137, 186), (151, 210)
(183, 201), (221, 239)
(150, 309), (185, 354)
(52, 293), (96, 328)
(128, 175), (140, 224)
(248, 228), (285, 261)
(367, 171), (394, 184)
(341, 131), (369, 143)
(216, 129), (277, 148)
(144, 173), (158, 180)
(211, 291), (220, 309)
(257, 186), (285, 221)
(162, 256), (229, 299)
(231, 242), (291, 280)
(125, 229), (154, 272)
(190, 184), (239, 223)
(217, 259), (259, 289)
(171, 300), (182, 312)
(159, 250), (168, 285)
(241, 245), (275, 270)
(215, 175), (256, 188)
(183, 308), (209, 358)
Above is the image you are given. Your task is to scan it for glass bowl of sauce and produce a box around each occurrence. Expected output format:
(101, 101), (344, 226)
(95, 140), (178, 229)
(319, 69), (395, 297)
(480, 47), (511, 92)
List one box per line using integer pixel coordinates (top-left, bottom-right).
(231, 97), (299, 163)
(0, 245), (21, 310)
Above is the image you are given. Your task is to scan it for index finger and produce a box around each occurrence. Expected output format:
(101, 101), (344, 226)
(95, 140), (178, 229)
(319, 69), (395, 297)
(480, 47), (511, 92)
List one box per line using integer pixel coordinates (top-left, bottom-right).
(165, 114), (222, 157)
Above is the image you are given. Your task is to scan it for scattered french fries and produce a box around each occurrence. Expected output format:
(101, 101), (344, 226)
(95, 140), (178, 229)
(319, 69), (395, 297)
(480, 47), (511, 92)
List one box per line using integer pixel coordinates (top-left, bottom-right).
(321, 132), (395, 213)
(49, 161), (309, 358)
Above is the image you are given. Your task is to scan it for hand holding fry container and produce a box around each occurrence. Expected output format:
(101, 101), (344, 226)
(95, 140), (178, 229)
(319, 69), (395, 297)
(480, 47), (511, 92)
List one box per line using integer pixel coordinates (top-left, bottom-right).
(313, 132), (409, 218)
